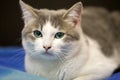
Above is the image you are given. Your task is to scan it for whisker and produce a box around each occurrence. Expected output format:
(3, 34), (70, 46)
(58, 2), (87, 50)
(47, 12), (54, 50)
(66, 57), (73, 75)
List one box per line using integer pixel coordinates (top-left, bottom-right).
(55, 54), (65, 64)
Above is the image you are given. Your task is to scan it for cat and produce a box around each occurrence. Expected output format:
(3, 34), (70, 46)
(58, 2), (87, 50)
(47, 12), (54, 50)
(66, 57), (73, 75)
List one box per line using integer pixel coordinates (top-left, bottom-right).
(19, 0), (120, 80)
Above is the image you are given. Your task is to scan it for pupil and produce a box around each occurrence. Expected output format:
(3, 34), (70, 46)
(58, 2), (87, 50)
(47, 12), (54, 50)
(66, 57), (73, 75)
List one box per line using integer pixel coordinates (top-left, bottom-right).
(36, 31), (40, 35)
(58, 33), (62, 37)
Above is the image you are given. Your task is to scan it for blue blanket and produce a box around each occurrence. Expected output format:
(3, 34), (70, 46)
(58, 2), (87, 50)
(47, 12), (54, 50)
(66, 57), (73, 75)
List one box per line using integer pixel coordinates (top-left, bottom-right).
(0, 47), (120, 80)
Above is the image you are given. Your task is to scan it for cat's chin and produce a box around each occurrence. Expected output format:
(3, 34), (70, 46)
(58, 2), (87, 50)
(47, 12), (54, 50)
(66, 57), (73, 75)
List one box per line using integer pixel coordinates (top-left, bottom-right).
(37, 51), (59, 60)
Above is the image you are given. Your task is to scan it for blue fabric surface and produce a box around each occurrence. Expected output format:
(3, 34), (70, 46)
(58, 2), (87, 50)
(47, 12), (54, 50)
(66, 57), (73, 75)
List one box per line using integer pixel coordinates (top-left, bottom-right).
(0, 47), (120, 80)
(0, 47), (25, 71)
(107, 73), (120, 80)
(0, 47), (46, 80)
(0, 66), (46, 80)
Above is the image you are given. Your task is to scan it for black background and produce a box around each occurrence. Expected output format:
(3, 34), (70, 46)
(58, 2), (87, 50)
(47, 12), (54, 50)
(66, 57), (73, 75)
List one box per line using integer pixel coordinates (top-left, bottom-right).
(0, 0), (120, 46)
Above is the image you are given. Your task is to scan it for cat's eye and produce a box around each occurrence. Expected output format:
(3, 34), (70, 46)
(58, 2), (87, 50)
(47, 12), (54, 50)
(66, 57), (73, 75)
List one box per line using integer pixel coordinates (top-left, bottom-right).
(55, 32), (65, 39)
(33, 30), (42, 38)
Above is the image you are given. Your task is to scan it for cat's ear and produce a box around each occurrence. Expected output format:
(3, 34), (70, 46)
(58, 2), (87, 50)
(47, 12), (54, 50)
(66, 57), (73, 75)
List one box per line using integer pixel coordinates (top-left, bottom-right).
(19, 0), (38, 25)
(63, 2), (83, 26)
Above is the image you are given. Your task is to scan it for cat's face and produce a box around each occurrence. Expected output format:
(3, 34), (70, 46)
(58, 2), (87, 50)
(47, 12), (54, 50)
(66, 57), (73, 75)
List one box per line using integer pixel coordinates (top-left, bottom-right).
(20, 0), (83, 60)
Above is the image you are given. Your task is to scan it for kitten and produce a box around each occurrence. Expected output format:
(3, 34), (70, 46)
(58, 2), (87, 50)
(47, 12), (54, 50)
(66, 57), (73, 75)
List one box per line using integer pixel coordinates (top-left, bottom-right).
(20, 0), (120, 80)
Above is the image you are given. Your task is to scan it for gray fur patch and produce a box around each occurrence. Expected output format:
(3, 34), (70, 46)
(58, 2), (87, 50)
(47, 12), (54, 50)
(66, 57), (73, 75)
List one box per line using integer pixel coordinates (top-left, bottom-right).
(82, 7), (120, 57)
(22, 21), (39, 41)
(64, 29), (80, 42)
(37, 9), (66, 30)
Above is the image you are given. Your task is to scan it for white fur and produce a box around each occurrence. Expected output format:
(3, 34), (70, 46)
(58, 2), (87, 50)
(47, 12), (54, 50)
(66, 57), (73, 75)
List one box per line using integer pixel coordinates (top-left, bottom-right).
(73, 37), (118, 80)
(24, 31), (119, 80)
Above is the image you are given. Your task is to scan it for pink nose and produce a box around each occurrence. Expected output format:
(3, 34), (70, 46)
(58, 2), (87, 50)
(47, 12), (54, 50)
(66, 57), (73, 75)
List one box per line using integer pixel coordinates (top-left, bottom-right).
(43, 46), (51, 51)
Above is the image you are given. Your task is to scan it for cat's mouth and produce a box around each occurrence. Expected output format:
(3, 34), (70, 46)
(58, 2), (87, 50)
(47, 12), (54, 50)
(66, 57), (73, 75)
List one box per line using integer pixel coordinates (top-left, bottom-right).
(43, 52), (53, 56)
(40, 51), (59, 60)
(42, 51), (54, 56)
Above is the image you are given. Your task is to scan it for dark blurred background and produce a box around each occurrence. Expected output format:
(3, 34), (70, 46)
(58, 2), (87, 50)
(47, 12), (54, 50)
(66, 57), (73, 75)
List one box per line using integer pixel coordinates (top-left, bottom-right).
(0, 0), (120, 46)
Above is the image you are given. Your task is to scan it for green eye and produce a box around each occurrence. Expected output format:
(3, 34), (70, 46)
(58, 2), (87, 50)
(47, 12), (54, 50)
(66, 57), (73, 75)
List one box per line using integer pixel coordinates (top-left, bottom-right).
(33, 30), (42, 38)
(55, 32), (65, 39)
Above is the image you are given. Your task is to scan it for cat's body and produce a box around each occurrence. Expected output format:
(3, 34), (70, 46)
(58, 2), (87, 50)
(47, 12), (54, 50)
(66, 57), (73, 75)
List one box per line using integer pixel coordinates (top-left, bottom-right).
(20, 0), (120, 80)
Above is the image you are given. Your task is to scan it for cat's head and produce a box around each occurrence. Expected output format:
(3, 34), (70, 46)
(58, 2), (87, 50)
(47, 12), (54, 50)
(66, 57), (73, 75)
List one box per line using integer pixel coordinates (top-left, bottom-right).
(20, 0), (83, 60)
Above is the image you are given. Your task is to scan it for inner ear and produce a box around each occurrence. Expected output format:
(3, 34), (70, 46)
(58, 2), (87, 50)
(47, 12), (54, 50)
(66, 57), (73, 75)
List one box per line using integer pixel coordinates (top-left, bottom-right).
(62, 2), (83, 26)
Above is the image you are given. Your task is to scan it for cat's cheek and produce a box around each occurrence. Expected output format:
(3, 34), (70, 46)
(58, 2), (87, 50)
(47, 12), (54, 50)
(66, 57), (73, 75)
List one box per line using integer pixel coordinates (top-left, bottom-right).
(52, 39), (72, 55)
(22, 39), (34, 51)
(34, 38), (44, 51)
(52, 39), (65, 49)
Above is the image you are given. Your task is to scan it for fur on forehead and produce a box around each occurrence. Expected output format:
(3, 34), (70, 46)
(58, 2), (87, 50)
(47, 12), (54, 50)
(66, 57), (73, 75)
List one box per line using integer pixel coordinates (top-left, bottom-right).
(36, 9), (68, 30)
(20, 0), (83, 36)
(39, 9), (66, 16)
